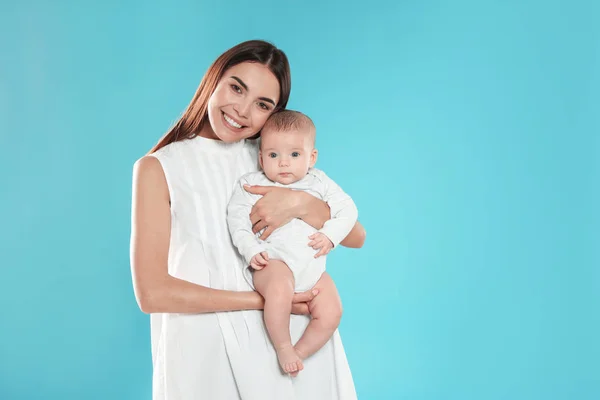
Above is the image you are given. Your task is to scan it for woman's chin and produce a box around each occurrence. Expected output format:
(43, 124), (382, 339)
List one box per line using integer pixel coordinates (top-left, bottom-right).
(218, 134), (242, 143)
(217, 128), (254, 143)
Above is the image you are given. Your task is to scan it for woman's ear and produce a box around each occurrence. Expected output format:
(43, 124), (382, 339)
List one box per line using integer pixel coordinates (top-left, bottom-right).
(310, 149), (318, 168)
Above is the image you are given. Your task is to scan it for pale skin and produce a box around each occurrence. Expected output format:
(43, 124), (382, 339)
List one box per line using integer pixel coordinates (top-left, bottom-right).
(247, 126), (348, 376)
(130, 62), (366, 363)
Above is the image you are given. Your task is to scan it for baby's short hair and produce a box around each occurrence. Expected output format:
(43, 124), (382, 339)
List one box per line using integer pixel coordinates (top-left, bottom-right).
(262, 110), (316, 144)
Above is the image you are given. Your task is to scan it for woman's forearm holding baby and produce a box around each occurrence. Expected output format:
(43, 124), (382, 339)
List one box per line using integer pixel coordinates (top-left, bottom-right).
(340, 221), (366, 248)
(245, 185), (366, 247)
(296, 190), (330, 229)
(134, 272), (316, 314)
(298, 192), (366, 248)
(134, 272), (264, 314)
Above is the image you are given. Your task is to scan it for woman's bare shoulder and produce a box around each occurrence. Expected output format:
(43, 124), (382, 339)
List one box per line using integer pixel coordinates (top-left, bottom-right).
(132, 156), (168, 199)
(134, 155), (163, 178)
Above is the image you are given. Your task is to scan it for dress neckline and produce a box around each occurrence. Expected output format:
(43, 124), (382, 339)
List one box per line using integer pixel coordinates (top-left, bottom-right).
(185, 135), (247, 153)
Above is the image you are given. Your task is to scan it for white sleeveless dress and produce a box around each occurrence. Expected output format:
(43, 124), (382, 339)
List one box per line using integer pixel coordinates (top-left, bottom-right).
(149, 136), (357, 400)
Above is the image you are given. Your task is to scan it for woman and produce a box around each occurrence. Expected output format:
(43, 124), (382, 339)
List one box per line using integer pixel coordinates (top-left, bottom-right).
(130, 40), (366, 399)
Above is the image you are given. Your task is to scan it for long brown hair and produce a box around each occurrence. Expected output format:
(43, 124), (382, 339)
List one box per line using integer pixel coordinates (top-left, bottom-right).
(149, 40), (291, 154)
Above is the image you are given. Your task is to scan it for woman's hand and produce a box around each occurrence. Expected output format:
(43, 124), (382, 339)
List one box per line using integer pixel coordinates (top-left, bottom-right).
(291, 288), (320, 315)
(244, 185), (301, 239)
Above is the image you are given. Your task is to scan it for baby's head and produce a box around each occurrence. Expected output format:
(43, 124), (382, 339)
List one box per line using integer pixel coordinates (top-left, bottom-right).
(259, 110), (317, 185)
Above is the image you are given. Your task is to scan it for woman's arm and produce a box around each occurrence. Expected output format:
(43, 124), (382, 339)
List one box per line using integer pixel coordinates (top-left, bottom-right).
(130, 157), (317, 314)
(297, 192), (366, 248)
(244, 186), (366, 248)
(339, 221), (366, 248)
(130, 157), (263, 313)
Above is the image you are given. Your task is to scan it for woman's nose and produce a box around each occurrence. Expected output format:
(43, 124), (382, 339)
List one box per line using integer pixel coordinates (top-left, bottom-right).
(233, 100), (251, 119)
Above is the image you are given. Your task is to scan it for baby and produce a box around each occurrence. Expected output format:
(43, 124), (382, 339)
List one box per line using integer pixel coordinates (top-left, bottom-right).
(227, 110), (358, 376)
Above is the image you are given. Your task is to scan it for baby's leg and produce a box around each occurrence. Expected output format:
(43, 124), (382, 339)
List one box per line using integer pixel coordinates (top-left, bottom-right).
(294, 272), (343, 360)
(253, 259), (304, 375)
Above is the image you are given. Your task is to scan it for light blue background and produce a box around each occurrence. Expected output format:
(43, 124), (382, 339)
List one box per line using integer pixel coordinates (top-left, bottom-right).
(1, 1), (598, 399)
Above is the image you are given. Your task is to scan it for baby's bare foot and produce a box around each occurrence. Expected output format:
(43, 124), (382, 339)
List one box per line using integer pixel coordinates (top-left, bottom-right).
(289, 348), (307, 377)
(276, 344), (304, 376)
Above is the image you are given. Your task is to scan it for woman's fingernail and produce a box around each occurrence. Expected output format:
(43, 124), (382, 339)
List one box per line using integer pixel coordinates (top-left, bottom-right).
(312, 289), (319, 295)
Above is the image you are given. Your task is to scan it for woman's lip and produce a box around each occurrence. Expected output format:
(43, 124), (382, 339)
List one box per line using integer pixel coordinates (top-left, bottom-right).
(221, 111), (245, 130)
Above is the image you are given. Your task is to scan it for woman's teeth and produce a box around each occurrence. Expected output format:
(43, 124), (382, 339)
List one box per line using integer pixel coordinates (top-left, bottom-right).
(224, 113), (242, 129)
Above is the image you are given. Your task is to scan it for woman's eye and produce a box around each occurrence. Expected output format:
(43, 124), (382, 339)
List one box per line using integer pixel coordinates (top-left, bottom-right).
(291, 152), (300, 157)
(269, 153), (277, 158)
(258, 102), (269, 110)
(231, 84), (242, 93)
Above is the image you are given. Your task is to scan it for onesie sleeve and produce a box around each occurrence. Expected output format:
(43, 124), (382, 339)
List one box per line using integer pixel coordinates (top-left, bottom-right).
(313, 170), (359, 247)
(227, 175), (267, 265)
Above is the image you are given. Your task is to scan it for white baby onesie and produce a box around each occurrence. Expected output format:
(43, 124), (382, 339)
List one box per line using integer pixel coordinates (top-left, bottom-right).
(227, 168), (358, 292)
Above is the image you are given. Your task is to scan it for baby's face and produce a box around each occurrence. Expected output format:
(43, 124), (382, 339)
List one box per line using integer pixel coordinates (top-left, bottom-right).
(260, 128), (317, 185)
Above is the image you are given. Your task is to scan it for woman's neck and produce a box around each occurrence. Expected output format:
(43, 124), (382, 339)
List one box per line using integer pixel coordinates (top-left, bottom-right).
(197, 123), (220, 141)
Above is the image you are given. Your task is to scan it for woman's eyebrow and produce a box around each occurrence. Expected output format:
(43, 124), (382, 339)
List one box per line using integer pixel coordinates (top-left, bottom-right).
(259, 97), (275, 106)
(231, 76), (248, 91)
(231, 76), (276, 106)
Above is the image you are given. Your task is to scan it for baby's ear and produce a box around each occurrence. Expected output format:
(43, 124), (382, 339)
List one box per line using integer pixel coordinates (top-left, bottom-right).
(258, 150), (264, 169)
(310, 149), (318, 168)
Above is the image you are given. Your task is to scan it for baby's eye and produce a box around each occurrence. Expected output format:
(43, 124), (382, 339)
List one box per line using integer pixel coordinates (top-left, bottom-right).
(268, 153), (277, 158)
(291, 152), (300, 157)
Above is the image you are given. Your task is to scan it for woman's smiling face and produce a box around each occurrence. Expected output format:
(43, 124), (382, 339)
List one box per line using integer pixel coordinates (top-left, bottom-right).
(202, 62), (281, 143)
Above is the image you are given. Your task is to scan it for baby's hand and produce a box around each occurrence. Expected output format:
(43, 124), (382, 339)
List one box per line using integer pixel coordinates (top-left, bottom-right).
(250, 251), (269, 270)
(308, 233), (334, 258)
